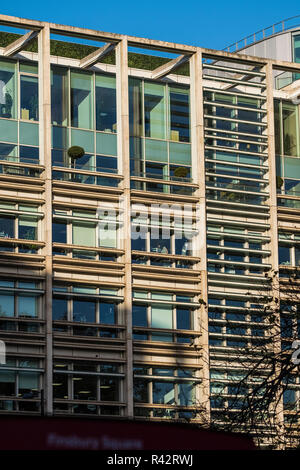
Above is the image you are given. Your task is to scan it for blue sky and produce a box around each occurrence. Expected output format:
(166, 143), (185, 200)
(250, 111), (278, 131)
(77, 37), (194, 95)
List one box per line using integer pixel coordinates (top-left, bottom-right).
(0, 1), (300, 51)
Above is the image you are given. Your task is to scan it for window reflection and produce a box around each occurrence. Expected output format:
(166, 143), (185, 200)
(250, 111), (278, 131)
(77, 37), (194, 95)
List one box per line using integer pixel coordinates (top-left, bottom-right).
(0, 60), (17, 119)
(51, 67), (68, 126)
(73, 300), (96, 323)
(96, 75), (116, 133)
(20, 76), (38, 121)
(71, 72), (93, 129)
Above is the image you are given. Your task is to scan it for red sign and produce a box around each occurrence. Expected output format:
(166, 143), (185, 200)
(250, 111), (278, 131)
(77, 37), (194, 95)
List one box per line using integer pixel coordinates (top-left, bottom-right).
(0, 416), (255, 450)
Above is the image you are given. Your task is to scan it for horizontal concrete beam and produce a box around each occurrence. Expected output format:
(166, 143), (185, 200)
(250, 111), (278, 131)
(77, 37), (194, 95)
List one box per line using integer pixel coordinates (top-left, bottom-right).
(1, 13), (300, 74)
(151, 54), (191, 79)
(0, 13), (44, 30)
(3, 30), (39, 57)
(79, 43), (116, 68)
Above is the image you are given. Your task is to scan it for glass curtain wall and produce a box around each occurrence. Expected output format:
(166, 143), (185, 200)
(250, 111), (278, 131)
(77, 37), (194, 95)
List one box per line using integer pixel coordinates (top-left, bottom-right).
(0, 59), (39, 164)
(274, 99), (300, 199)
(51, 67), (117, 175)
(129, 78), (191, 186)
(293, 34), (300, 81)
(274, 100), (300, 157)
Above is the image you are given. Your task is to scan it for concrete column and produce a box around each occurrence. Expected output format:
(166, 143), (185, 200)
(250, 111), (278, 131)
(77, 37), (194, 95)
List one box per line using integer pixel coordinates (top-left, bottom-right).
(116, 37), (134, 417)
(190, 49), (210, 423)
(265, 62), (284, 446)
(38, 23), (53, 416)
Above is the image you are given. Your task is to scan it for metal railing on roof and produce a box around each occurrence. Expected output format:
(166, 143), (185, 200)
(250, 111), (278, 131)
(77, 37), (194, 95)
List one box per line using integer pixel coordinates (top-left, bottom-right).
(223, 15), (300, 53)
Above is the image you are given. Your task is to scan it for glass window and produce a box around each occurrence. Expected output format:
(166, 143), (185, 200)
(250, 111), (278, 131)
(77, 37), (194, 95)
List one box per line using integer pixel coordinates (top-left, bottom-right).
(133, 378), (148, 403)
(100, 302), (116, 324)
(73, 374), (97, 401)
(98, 222), (116, 248)
(129, 79), (143, 137)
(73, 153), (94, 171)
(53, 373), (68, 399)
(95, 75), (116, 133)
(284, 157), (300, 178)
(0, 369), (15, 395)
(226, 299), (245, 307)
(19, 371), (39, 396)
(224, 240), (244, 249)
(51, 66), (68, 126)
(227, 312), (246, 321)
(151, 305), (172, 329)
(18, 295), (36, 317)
(52, 126), (68, 151)
(145, 161), (166, 178)
(145, 139), (168, 163)
(169, 142), (191, 165)
(100, 377), (119, 401)
(96, 132), (117, 156)
(132, 304), (147, 327)
(53, 298), (68, 321)
(19, 146), (39, 163)
(0, 216), (14, 238)
(150, 230), (170, 254)
(293, 34), (300, 63)
(153, 367), (174, 377)
(71, 71), (93, 130)
(144, 82), (166, 139)
(274, 100), (281, 155)
(295, 246), (300, 266)
(20, 76), (38, 121)
(18, 281), (36, 289)
(176, 308), (191, 330)
(169, 87), (190, 142)
(0, 142), (17, 161)
(70, 132), (94, 163)
(152, 292), (172, 301)
(131, 232), (146, 251)
(52, 222), (67, 244)
(0, 59), (17, 119)
(178, 382), (194, 406)
(18, 217), (37, 240)
(20, 63), (38, 74)
(96, 155), (117, 173)
(153, 381), (175, 405)
(283, 389), (296, 409)
(285, 179), (300, 196)
(175, 236), (191, 256)
(73, 222), (95, 247)
(282, 102), (299, 157)
(73, 300), (96, 323)
(279, 244), (291, 265)
(0, 293), (14, 317)
(73, 286), (96, 294)
(133, 291), (148, 299)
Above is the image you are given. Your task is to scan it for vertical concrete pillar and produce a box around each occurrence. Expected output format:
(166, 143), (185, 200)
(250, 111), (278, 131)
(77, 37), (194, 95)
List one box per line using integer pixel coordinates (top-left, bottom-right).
(265, 61), (284, 445)
(38, 23), (53, 416)
(190, 49), (210, 423)
(116, 37), (134, 417)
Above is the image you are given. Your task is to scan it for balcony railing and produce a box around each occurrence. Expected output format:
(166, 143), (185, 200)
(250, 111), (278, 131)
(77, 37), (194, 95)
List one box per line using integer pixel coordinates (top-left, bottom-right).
(223, 15), (300, 53)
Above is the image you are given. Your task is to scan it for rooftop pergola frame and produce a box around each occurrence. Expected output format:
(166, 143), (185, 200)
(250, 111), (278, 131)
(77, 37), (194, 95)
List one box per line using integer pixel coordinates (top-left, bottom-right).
(1, 14), (300, 77)
(2, 29), (39, 57)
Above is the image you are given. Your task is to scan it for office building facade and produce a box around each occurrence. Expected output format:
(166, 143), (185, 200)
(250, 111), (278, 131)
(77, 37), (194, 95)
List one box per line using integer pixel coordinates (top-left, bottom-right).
(0, 14), (299, 448)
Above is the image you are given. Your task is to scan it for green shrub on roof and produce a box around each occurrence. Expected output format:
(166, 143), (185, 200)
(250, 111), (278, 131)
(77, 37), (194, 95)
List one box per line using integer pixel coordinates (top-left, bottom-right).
(0, 31), (189, 75)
